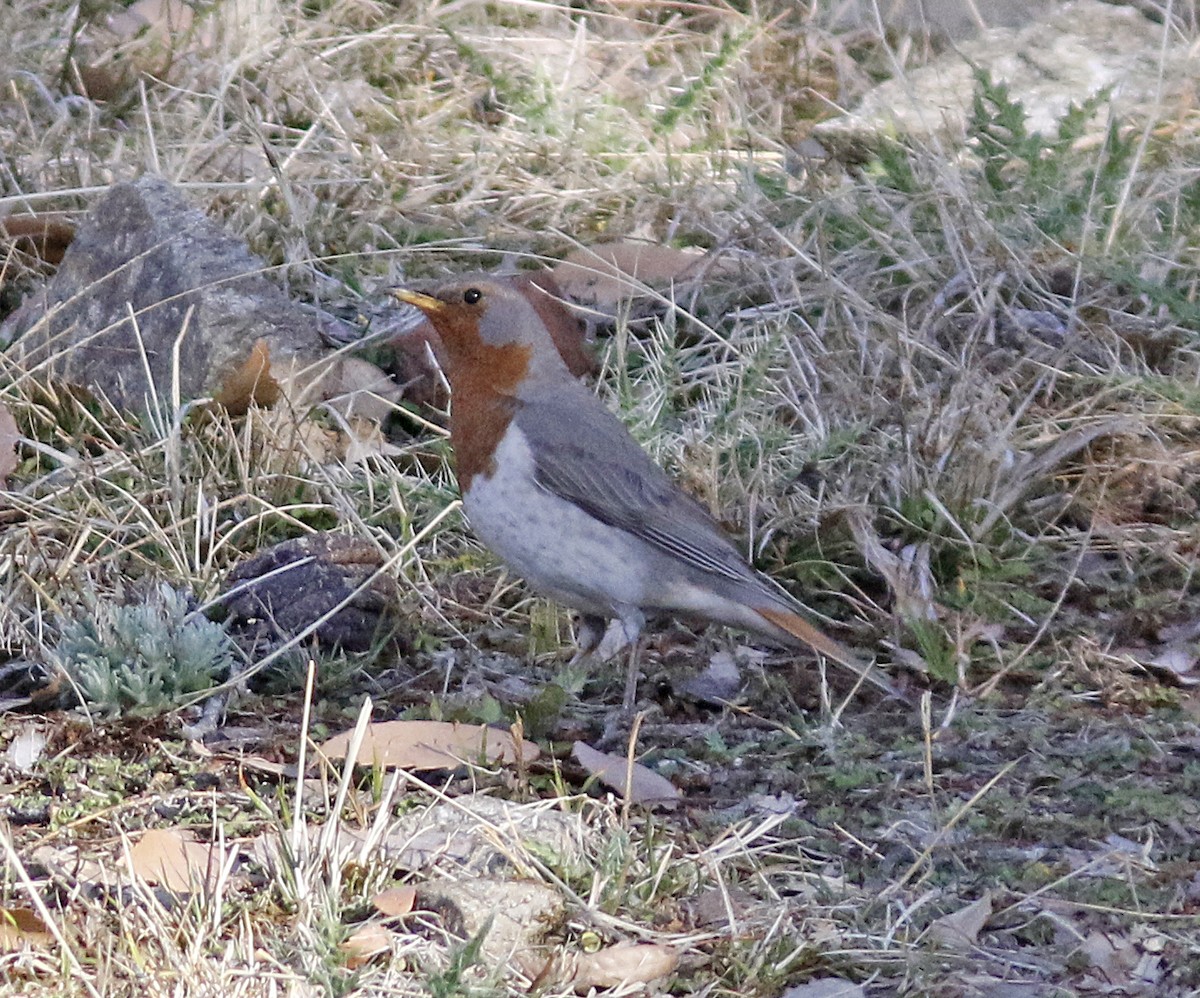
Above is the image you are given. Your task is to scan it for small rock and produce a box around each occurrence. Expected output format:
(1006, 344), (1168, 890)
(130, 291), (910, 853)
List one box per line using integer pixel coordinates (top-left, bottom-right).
(223, 534), (406, 653)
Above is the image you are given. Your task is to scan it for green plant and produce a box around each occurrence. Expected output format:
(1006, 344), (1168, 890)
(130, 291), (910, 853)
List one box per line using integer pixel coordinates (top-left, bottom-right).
(426, 923), (494, 998)
(53, 583), (235, 718)
(655, 27), (753, 137)
(968, 67), (1133, 241)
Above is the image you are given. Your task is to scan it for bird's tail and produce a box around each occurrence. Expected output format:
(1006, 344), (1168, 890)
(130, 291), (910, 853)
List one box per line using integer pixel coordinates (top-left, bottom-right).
(755, 605), (904, 700)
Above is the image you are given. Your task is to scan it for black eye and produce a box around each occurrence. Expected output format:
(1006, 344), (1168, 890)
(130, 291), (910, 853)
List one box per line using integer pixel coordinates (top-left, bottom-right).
(463, 287), (483, 305)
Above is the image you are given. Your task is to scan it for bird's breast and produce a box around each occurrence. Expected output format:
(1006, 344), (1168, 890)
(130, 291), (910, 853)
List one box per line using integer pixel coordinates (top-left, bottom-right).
(461, 424), (654, 616)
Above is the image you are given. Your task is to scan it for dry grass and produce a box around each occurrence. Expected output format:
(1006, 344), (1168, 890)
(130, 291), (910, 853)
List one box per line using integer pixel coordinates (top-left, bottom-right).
(4, 0), (1200, 995)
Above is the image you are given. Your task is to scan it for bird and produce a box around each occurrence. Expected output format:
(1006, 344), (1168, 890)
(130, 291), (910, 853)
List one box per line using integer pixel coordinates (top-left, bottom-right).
(392, 274), (897, 707)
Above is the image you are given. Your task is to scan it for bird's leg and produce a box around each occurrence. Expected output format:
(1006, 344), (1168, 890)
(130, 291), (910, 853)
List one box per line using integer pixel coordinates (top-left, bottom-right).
(614, 607), (645, 712)
(570, 611), (644, 710)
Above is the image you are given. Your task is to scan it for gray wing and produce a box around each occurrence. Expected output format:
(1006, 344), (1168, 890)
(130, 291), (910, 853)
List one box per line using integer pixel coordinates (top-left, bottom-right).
(513, 385), (754, 584)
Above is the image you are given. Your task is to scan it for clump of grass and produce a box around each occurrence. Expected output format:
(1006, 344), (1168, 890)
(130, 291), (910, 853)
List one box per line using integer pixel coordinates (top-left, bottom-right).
(53, 583), (234, 718)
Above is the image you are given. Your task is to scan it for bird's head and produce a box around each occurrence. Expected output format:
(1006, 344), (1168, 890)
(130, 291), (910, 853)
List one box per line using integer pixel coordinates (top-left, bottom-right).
(393, 276), (545, 349)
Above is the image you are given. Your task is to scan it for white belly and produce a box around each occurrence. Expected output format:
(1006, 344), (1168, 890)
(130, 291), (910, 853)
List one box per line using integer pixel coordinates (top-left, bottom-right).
(462, 426), (654, 617)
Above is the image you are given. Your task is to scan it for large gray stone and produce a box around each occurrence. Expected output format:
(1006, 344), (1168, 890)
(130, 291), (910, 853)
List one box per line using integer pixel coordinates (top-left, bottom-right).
(830, 0), (1053, 39)
(1, 175), (327, 411)
(814, 1), (1193, 159)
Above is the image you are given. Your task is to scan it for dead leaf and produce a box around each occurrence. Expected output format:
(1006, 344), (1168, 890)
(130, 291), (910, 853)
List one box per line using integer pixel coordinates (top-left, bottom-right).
(1144, 643), (1200, 685)
(689, 886), (756, 929)
(215, 339), (281, 415)
(1078, 930), (1139, 984)
(75, 0), (213, 100)
(319, 720), (540, 771)
(323, 356), (404, 424)
(1064, 834), (1156, 878)
(233, 755), (301, 780)
(371, 886), (417, 917)
(570, 941), (678, 989)
(572, 741), (680, 808)
(679, 649), (743, 704)
(926, 892), (992, 949)
(550, 241), (712, 306)
(129, 828), (223, 894)
(5, 724), (46, 773)
(340, 922), (396, 969)
(340, 416), (406, 464)
(0, 907), (53, 951)
(0, 403), (18, 484)
(106, 0), (196, 41)
(1, 215), (75, 266)
(293, 420), (341, 466)
(31, 844), (113, 889)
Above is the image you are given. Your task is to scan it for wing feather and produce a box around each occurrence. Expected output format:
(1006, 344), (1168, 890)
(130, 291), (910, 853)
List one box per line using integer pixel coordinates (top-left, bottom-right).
(513, 388), (752, 585)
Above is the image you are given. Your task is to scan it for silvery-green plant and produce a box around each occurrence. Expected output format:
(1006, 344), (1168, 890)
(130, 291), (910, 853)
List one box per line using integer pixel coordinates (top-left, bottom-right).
(54, 584), (234, 718)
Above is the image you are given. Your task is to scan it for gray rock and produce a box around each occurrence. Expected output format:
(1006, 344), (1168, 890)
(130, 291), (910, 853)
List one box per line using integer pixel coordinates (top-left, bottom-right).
(1, 175), (327, 411)
(814, 1), (1193, 159)
(829, 0), (1053, 39)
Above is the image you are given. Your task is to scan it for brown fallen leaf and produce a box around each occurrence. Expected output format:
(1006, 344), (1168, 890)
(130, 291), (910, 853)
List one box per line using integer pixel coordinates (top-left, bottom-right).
(105, 0), (197, 41)
(1, 215), (76, 267)
(340, 416), (407, 464)
(1078, 929), (1139, 985)
(0, 907), (54, 951)
(215, 339), (281, 415)
(689, 886), (757, 929)
(32, 844), (113, 890)
(371, 886), (417, 917)
(323, 356), (404, 425)
(550, 241), (711, 307)
(1136, 642), (1200, 686)
(319, 720), (541, 771)
(340, 922), (396, 969)
(926, 891), (992, 949)
(129, 828), (224, 894)
(570, 941), (679, 989)
(233, 755), (301, 780)
(75, 0), (213, 101)
(572, 741), (680, 808)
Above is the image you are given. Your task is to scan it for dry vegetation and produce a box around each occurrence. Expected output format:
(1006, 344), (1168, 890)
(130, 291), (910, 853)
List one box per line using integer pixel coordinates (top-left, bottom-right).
(3, 0), (1200, 995)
